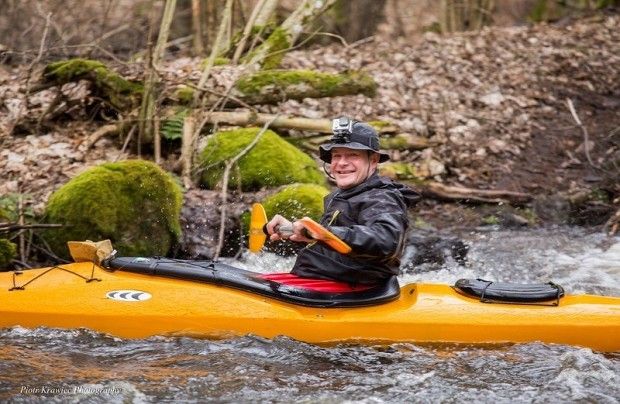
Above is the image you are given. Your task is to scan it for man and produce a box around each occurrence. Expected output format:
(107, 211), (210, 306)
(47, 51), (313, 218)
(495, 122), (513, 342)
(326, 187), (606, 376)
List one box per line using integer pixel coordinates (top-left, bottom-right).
(266, 117), (419, 285)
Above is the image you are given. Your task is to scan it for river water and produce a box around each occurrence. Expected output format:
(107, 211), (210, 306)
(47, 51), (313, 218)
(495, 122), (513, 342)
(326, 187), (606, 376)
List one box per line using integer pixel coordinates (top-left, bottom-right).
(1, 227), (619, 403)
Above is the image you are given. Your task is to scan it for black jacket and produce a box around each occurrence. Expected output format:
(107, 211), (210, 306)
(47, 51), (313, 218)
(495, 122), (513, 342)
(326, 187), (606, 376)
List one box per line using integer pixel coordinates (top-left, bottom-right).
(291, 173), (420, 284)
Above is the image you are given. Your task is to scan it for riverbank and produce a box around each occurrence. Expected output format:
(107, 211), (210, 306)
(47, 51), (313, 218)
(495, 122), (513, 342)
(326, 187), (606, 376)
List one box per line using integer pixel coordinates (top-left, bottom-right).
(1, 12), (618, 262)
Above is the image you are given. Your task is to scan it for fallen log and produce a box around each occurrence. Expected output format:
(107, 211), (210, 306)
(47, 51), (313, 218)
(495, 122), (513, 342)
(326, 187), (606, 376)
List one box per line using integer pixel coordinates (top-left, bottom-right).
(41, 59), (142, 111)
(230, 69), (376, 105)
(419, 181), (532, 205)
(188, 111), (397, 134)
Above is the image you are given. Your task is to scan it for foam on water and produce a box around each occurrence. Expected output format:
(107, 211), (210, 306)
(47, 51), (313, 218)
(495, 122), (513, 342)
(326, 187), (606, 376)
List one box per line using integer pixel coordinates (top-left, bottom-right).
(400, 228), (620, 296)
(2, 228), (619, 402)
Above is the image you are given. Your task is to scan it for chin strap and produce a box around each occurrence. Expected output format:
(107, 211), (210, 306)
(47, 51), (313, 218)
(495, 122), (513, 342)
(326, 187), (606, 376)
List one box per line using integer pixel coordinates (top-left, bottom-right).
(323, 162), (336, 180)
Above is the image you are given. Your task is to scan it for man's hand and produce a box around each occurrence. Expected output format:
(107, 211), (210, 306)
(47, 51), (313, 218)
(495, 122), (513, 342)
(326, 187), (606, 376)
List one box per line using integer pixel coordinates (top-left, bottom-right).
(289, 220), (315, 243)
(266, 215), (293, 241)
(266, 215), (315, 243)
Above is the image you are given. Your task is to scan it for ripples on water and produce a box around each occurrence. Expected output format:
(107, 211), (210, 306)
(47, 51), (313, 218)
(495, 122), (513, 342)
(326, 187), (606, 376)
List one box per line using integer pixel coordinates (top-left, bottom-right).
(1, 228), (619, 403)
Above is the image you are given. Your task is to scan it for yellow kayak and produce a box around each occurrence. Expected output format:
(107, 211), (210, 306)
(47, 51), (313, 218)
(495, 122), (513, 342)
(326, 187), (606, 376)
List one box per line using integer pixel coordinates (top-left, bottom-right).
(1, 257), (619, 352)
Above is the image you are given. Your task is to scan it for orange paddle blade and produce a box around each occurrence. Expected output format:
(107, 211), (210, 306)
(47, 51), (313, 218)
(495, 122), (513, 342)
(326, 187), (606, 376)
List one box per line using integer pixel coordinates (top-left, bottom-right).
(249, 203), (267, 253)
(299, 217), (352, 254)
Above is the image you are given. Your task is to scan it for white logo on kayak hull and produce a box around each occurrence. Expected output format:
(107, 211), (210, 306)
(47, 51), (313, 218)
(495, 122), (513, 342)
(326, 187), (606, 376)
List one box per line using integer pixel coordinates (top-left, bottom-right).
(106, 290), (152, 302)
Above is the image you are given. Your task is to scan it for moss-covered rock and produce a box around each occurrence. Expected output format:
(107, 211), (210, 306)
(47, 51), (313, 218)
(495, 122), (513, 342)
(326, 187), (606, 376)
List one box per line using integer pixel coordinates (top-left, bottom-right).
(44, 160), (182, 258)
(43, 59), (143, 110)
(233, 69), (377, 105)
(263, 183), (330, 221)
(0, 239), (17, 269)
(241, 183), (330, 232)
(199, 127), (325, 191)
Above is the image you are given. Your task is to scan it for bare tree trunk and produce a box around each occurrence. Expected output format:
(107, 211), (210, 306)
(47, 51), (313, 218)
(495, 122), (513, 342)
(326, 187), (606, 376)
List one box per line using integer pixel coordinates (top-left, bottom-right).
(334, 0), (387, 42)
(254, 0), (278, 25)
(139, 0), (177, 144)
(232, 0), (268, 65)
(441, 0), (495, 32)
(191, 0), (205, 55)
(245, 0), (337, 69)
(194, 0), (233, 106)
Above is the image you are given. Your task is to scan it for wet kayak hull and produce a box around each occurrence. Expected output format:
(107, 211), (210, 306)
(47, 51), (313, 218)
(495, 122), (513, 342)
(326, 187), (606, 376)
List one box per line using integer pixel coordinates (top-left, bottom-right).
(1, 262), (619, 352)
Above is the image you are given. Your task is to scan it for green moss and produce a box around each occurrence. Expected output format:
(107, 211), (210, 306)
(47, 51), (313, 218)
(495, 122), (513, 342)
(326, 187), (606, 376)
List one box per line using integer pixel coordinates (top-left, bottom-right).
(234, 69), (376, 104)
(173, 85), (195, 105)
(589, 188), (610, 203)
(367, 120), (392, 130)
(43, 160), (182, 258)
(379, 162), (419, 181)
(259, 27), (290, 70)
(200, 57), (231, 69)
(242, 27), (290, 69)
(263, 183), (330, 221)
(380, 134), (411, 151)
(413, 217), (433, 230)
(242, 183), (330, 230)
(482, 215), (500, 225)
(43, 59), (143, 110)
(517, 207), (539, 225)
(0, 239), (17, 268)
(199, 127), (325, 191)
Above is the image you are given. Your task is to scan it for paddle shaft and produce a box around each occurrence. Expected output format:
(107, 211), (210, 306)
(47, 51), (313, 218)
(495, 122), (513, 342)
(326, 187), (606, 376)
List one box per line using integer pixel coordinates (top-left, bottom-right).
(262, 224), (310, 238)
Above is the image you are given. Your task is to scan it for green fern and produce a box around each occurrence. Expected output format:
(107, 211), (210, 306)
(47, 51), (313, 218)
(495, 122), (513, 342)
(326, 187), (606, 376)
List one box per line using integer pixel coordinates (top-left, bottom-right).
(160, 108), (189, 140)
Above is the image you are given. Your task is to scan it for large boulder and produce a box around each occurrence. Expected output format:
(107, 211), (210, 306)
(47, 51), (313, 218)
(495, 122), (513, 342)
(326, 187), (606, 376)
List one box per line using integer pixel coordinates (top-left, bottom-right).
(44, 160), (182, 258)
(199, 127), (325, 191)
(262, 183), (330, 222)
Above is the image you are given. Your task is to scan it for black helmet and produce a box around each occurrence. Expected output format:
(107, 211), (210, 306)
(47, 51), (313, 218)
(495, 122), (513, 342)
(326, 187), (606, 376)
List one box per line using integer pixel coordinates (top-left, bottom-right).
(319, 117), (390, 163)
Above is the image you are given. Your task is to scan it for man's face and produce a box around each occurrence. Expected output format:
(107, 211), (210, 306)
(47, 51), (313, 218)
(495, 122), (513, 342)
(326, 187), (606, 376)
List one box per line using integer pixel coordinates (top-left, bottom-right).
(330, 147), (379, 189)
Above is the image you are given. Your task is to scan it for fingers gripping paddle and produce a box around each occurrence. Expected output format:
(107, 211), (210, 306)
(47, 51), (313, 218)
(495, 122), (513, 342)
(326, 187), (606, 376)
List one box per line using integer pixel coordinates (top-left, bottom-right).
(297, 217), (352, 254)
(248, 203), (351, 254)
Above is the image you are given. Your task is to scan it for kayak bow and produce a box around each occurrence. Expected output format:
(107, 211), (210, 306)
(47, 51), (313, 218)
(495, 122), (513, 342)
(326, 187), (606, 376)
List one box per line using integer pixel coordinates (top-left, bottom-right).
(1, 257), (619, 352)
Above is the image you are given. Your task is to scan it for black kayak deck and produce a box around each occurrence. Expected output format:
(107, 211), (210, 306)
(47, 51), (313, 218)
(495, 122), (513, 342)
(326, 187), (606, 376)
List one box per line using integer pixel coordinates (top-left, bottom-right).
(104, 257), (401, 308)
(104, 257), (566, 308)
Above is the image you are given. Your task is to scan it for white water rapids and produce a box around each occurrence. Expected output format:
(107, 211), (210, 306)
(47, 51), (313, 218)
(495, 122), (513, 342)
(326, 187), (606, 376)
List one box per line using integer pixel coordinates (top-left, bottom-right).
(1, 227), (619, 403)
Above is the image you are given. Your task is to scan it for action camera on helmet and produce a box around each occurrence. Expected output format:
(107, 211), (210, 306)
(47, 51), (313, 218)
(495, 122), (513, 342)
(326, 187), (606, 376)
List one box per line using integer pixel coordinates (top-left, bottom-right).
(331, 117), (354, 143)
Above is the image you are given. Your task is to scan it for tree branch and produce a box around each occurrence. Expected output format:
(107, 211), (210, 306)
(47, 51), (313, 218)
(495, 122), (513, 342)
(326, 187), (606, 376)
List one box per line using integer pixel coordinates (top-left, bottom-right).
(213, 114), (279, 260)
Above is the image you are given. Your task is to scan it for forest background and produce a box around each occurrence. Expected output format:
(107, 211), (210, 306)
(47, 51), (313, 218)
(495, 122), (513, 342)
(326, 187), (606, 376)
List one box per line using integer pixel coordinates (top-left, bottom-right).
(0, 0), (619, 268)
